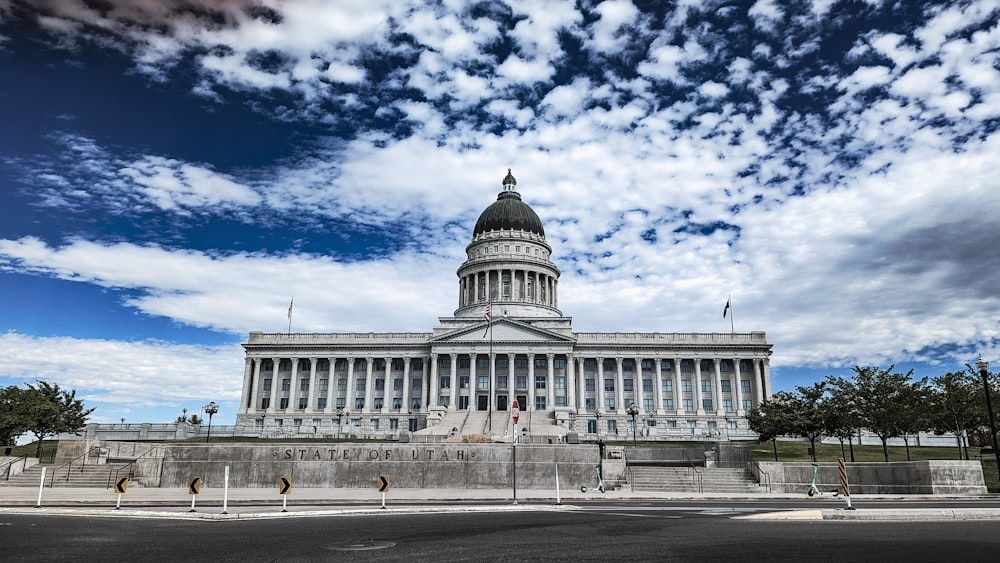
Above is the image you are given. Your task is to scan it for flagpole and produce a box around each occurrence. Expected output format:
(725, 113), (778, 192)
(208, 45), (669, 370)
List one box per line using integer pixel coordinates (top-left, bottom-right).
(287, 297), (293, 336)
(488, 298), (493, 433)
(728, 294), (734, 333)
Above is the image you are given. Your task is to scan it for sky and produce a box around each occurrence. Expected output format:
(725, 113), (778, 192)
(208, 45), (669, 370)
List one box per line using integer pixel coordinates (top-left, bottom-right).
(1, 0), (999, 428)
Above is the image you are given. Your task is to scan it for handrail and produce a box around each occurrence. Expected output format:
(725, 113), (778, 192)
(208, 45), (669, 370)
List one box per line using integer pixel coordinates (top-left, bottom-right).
(2, 453), (31, 481)
(624, 448), (634, 492)
(49, 448), (90, 488)
(748, 458), (771, 493)
(107, 445), (160, 489)
(680, 450), (704, 493)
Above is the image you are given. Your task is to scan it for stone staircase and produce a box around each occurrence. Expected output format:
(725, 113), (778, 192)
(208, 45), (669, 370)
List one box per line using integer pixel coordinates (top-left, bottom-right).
(628, 466), (762, 493)
(1, 463), (122, 488)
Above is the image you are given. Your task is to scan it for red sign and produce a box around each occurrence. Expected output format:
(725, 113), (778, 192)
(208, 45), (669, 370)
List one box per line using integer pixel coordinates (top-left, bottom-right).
(511, 400), (520, 424)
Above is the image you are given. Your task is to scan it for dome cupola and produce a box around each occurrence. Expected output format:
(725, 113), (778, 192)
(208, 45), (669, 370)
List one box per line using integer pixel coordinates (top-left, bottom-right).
(472, 169), (545, 237)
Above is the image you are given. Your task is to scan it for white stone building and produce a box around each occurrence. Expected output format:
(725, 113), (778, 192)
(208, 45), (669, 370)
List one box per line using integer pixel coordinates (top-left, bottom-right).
(235, 170), (772, 440)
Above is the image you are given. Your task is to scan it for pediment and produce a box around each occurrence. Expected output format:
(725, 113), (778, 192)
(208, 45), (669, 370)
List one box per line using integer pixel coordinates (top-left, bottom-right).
(430, 319), (575, 344)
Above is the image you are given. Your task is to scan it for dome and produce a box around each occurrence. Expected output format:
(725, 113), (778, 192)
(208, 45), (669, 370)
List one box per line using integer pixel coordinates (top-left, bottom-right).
(472, 170), (545, 237)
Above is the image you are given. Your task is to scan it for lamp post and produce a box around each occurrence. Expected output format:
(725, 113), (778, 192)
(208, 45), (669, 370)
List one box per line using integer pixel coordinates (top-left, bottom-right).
(976, 356), (1000, 479)
(594, 410), (602, 438)
(336, 408), (344, 441)
(203, 401), (219, 443)
(626, 403), (639, 446)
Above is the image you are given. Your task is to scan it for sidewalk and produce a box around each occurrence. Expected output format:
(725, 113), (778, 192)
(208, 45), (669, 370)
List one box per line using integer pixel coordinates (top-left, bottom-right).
(2, 486), (999, 521)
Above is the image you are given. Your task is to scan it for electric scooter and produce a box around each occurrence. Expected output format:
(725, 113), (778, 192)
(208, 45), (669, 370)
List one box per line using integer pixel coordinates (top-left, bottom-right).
(807, 463), (839, 497)
(580, 465), (606, 493)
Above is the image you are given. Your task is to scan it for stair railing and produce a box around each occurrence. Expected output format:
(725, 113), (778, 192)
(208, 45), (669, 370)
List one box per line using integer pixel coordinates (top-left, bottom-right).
(107, 445), (161, 489)
(2, 453), (30, 481)
(623, 448), (634, 492)
(680, 450), (704, 493)
(747, 458), (771, 493)
(46, 448), (95, 487)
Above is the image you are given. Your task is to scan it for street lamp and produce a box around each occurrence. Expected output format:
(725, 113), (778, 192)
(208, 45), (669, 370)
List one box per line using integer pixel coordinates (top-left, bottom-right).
(976, 356), (1000, 479)
(203, 401), (219, 443)
(626, 403), (639, 446)
(594, 410), (602, 437)
(336, 408), (345, 441)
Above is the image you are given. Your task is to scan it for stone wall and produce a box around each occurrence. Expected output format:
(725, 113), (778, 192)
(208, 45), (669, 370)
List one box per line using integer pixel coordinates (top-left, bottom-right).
(757, 461), (987, 494)
(134, 443), (604, 490)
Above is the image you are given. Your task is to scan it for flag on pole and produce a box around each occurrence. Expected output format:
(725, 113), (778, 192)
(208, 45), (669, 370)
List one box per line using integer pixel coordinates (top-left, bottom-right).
(723, 297), (730, 318)
(287, 297), (294, 321)
(482, 299), (492, 338)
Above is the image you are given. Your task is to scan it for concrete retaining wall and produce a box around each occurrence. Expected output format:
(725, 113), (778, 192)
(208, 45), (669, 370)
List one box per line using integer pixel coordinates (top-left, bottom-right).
(135, 443), (604, 490)
(758, 461), (987, 494)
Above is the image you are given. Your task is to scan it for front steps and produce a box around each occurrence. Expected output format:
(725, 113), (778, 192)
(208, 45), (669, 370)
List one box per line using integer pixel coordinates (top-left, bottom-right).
(628, 466), (762, 493)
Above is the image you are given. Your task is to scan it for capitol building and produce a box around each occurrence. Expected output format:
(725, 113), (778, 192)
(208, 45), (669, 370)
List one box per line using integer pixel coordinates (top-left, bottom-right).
(235, 171), (773, 441)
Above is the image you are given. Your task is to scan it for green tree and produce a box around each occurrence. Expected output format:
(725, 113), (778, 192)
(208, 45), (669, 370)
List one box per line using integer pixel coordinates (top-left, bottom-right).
(746, 391), (797, 461)
(23, 381), (95, 457)
(829, 366), (916, 462)
(823, 385), (863, 462)
(0, 386), (31, 446)
(788, 382), (829, 462)
(896, 377), (932, 461)
(928, 369), (980, 460)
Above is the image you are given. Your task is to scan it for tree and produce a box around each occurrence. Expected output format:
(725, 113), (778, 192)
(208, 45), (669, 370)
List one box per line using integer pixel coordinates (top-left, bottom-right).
(823, 385), (863, 462)
(787, 382), (829, 462)
(746, 391), (797, 461)
(896, 377), (932, 461)
(928, 369), (981, 460)
(23, 381), (95, 457)
(0, 386), (31, 446)
(829, 366), (917, 462)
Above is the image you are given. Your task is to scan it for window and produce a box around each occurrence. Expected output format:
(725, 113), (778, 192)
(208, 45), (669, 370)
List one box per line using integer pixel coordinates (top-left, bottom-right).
(374, 359), (386, 371)
(260, 398), (270, 409)
(742, 379), (751, 393)
(255, 418), (264, 428)
(584, 359), (597, 371)
(394, 378), (403, 391)
(605, 398), (616, 411)
(516, 375), (527, 389)
(721, 360), (732, 373)
(440, 357), (451, 368)
(642, 360), (653, 371)
(356, 379), (366, 391)
(664, 398), (674, 410)
(375, 378), (385, 391)
(392, 359), (404, 371)
(687, 420), (696, 428)
(460, 376), (470, 389)
(682, 399), (694, 412)
(298, 397), (307, 409)
(535, 396), (546, 410)
(667, 420), (677, 428)
(356, 359), (367, 371)
(354, 398), (364, 409)
(279, 397), (289, 409)
(643, 379), (653, 392)
(263, 378), (272, 391)
(411, 379), (422, 391)
(317, 398), (327, 409)
(293, 418), (302, 427)
(646, 419), (657, 427)
(351, 418), (361, 427)
(497, 376), (508, 389)
(662, 378), (673, 393)
(370, 419), (379, 430)
(373, 398), (384, 409)
(412, 359), (423, 371)
(604, 379), (614, 392)
(585, 378), (596, 392)
(721, 379), (732, 393)
(723, 399), (733, 412)
(587, 420), (597, 433)
(389, 418), (399, 430)
(478, 376), (489, 389)
(515, 358), (528, 369)
(477, 357), (489, 369)
(728, 420), (737, 430)
(681, 379), (692, 393)
(275, 419), (283, 427)
(743, 399), (752, 411)
(535, 358), (547, 369)
(607, 420), (617, 433)
(623, 359), (635, 372)
(554, 358), (566, 369)
(707, 420), (717, 429)
(535, 375), (546, 389)
(300, 379), (309, 391)
(336, 359), (349, 371)
(555, 376), (565, 389)
(411, 398), (421, 409)
(337, 378), (347, 391)
(439, 396), (449, 407)
(623, 379), (634, 392)
(336, 398), (346, 409)
(643, 398), (654, 411)
(319, 378), (328, 392)
(459, 357), (471, 368)
(701, 379), (712, 393)
(555, 396), (567, 406)
(393, 398), (402, 409)
(281, 379), (291, 391)
(440, 376), (451, 389)
(602, 359), (616, 371)
(497, 357), (509, 369)
(702, 398), (713, 410)
(585, 398), (596, 410)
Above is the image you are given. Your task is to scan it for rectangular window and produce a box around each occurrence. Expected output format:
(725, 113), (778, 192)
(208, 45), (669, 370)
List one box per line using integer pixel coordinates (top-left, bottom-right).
(373, 398), (384, 409)
(643, 398), (654, 411)
(662, 378), (673, 393)
(663, 398), (674, 410)
(516, 375), (527, 389)
(585, 398), (596, 410)
(375, 378), (385, 391)
(535, 396), (546, 410)
(515, 358), (528, 369)
(336, 398), (346, 409)
(439, 396), (449, 407)
(354, 398), (364, 409)
(555, 396), (567, 406)
(682, 399), (694, 412)
(317, 397), (327, 409)
(477, 357), (489, 369)
(604, 379), (614, 392)
(743, 399), (753, 411)
(459, 357), (471, 368)
(742, 380), (751, 393)
(411, 379), (422, 391)
(279, 397), (289, 409)
(605, 398), (616, 411)
(497, 376), (508, 389)
(337, 378), (347, 391)
(667, 420), (677, 428)
(300, 379), (309, 392)
(374, 359), (386, 371)
(641, 360), (653, 371)
(535, 375), (546, 389)
(661, 359), (673, 371)
(440, 376), (451, 389)
(681, 379), (692, 393)
(392, 358), (404, 371)
(687, 420), (696, 429)
(274, 419), (283, 427)
(393, 398), (402, 409)
(555, 376), (565, 389)
(370, 419), (379, 430)
(460, 376), (470, 389)
(478, 376), (489, 389)
(702, 398), (713, 410)
(587, 420), (597, 433)
(281, 379), (291, 391)
(721, 379), (732, 393)
(623, 379), (634, 392)
(623, 359), (635, 372)
(723, 399), (733, 412)
(534, 358), (547, 369)
(554, 358), (566, 369)
(585, 378), (596, 392)
(607, 420), (617, 433)
(394, 378), (403, 390)
(411, 398), (421, 409)
(702, 379), (712, 393)
(440, 357), (451, 368)
(260, 398), (270, 409)
(497, 357), (509, 369)
(263, 378), (272, 391)
(642, 379), (653, 392)
(389, 418), (399, 430)
(298, 397), (307, 409)
(646, 419), (657, 427)
(412, 359), (423, 371)
(319, 378), (328, 392)
(356, 379), (366, 391)
(584, 359), (597, 371)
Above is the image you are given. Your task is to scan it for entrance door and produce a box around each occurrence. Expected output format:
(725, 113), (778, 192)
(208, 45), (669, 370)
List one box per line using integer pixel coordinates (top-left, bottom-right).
(516, 395), (528, 410)
(458, 396), (469, 410)
(497, 395), (508, 411)
(477, 395), (488, 411)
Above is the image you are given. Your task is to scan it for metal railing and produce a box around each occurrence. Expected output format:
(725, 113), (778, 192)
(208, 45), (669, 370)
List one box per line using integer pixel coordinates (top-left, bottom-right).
(2, 453), (31, 481)
(107, 446), (160, 489)
(747, 458), (771, 493)
(680, 450), (704, 493)
(46, 446), (102, 487)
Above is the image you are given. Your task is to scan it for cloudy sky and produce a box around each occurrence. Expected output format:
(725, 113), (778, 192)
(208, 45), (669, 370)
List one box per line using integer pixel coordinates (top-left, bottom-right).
(1, 0), (998, 427)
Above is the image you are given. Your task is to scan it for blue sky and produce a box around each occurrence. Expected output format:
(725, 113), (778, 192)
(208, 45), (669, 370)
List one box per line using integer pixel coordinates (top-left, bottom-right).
(1, 0), (999, 427)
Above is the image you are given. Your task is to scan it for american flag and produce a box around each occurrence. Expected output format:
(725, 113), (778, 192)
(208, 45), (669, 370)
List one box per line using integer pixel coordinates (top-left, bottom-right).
(483, 301), (492, 323)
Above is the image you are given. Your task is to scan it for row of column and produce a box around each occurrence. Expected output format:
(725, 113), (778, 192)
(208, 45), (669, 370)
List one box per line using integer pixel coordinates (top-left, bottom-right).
(459, 268), (556, 307)
(239, 353), (770, 418)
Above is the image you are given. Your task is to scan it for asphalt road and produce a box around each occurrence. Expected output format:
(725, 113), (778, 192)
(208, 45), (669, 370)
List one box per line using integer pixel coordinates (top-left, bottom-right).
(4, 502), (1000, 562)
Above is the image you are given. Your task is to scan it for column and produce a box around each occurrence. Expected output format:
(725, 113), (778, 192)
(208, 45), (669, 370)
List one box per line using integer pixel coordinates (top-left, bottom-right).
(345, 358), (356, 413)
(449, 353), (458, 408)
(694, 358), (704, 415)
(267, 357), (280, 414)
(615, 356), (625, 412)
(654, 358), (663, 415)
(324, 357), (336, 414)
(713, 358), (723, 415)
(576, 357), (586, 411)
(566, 354), (576, 410)
(672, 358), (682, 414)
(306, 357), (318, 413)
(527, 353), (536, 409)
(489, 349), (497, 411)
(288, 358), (299, 411)
(241, 357), (255, 413)
(596, 357), (605, 412)
(734, 357), (745, 415)
(546, 353), (555, 409)
(401, 357), (411, 412)
(430, 353), (439, 408)
(753, 359), (764, 405)
(762, 358), (772, 400)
